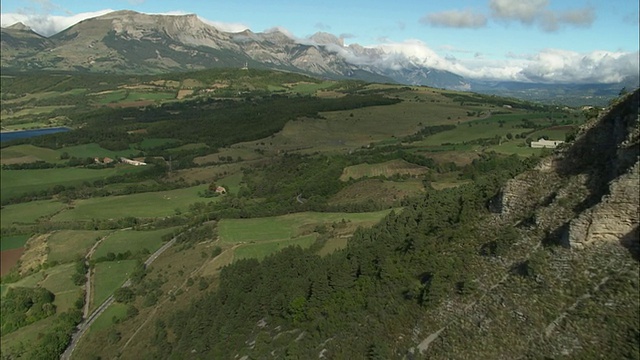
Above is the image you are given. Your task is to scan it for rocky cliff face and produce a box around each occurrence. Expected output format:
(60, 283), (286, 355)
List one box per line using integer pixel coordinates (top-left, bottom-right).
(420, 90), (639, 359)
(495, 89), (639, 251)
(0, 10), (469, 88)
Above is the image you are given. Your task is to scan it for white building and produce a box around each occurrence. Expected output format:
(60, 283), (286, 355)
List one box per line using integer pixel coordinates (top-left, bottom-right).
(120, 157), (147, 166)
(531, 138), (564, 149)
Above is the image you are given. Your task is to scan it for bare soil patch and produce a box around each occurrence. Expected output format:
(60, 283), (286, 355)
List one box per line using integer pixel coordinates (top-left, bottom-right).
(1, 248), (24, 276)
(18, 234), (49, 275)
(176, 89), (194, 99)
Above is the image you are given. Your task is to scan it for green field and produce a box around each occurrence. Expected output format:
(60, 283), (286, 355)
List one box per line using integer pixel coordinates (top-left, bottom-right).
(1, 263), (81, 311)
(234, 234), (317, 260)
(39, 263), (82, 312)
(92, 90), (175, 104)
(0, 234), (30, 251)
(89, 302), (128, 333)
(0, 144), (62, 164)
(1, 105), (73, 119)
(59, 143), (136, 159)
(1, 165), (148, 200)
(92, 260), (137, 311)
(218, 210), (392, 244)
(289, 81), (335, 95)
(52, 184), (210, 220)
(47, 230), (111, 264)
(0, 199), (66, 227)
(138, 138), (180, 150)
(92, 227), (177, 259)
(0, 313), (58, 355)
(317, 237), (349, 256)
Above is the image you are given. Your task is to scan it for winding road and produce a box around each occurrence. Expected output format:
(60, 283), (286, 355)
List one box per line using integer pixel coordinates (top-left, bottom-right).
(60, 236), (177, 360)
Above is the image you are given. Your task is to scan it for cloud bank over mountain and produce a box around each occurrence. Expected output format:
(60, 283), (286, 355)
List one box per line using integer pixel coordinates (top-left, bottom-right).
(1, 9), (637, 85)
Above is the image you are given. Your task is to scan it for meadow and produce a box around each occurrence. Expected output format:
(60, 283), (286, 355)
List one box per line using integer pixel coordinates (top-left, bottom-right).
(234, 234), (317, 260)
(91, 260), (138, 311)
(1, 262), (81, 312)
(219, 210), (393, 243)
(51, 184), (210, 220)
(92, 227), (177, 259)
(59, 143), (137, 159)
(0, 144), (62, 164)
(47, 230), (112, 264)
(1, 165), (148, 200)
(88, 302), (128, 333)
(0, 199), (67, 227)
(0, 234), (30, 251)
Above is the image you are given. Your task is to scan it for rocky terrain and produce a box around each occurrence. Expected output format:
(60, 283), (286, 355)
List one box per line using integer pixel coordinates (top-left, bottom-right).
(0, 10), (464, 88)
(419, 89), (639, 358)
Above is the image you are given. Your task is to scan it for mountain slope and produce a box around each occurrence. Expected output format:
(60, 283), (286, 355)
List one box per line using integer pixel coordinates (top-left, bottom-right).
(0, 22), (53, 66)
(0, 11), (444, 86)
(119, 90), (638, 359)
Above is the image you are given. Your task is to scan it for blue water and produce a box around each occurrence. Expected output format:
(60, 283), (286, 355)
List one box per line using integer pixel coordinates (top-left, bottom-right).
(0, 127), (70, 142)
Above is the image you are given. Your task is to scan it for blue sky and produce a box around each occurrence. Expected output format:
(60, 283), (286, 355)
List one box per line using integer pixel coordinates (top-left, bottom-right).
(1, 0), (638, 83)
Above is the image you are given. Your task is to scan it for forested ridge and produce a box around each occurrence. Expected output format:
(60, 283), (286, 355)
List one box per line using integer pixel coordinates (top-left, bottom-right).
(154, 156), (535, 359)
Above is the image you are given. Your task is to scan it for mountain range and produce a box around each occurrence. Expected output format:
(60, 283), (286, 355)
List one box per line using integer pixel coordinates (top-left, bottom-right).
(1, 10), (637, 105)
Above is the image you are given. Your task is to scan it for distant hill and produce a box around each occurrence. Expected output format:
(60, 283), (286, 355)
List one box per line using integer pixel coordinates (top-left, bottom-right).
(0, 10), (463, 89)
(1, 10), (635, 104)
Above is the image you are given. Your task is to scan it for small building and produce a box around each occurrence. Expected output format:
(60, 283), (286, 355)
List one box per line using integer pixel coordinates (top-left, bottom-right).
(531, 138), (564, 149)
(215, 186), (227, 195)
(120, 157), (147, 166)
(103, 157), (114, 164)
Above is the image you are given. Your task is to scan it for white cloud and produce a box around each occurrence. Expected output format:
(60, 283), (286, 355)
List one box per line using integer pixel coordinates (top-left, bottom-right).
(420, 9), (487, 28)
(490, 0), (547, 23)
(197, 17), (249, 33)
(489, 0), (595, 32)
(0, 9), (251, 36)
(346, 39), (638, 84)
(1, 9), (114, 36)
(538, 7), (595, 32)
(519, 49), (639, 83)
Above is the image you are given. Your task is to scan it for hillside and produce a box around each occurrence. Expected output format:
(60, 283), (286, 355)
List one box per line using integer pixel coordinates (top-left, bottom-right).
(0, 65), (636, 359)
(80, 91), (639, 358)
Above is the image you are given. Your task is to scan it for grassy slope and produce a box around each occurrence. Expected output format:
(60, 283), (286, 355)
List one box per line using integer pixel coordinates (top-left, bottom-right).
(0, 199), (66, 227)
(52, 184), (210, 220)
(1, 165), (148, 199)
(91, 260), (137, 311)
(92, 227), (176, 259)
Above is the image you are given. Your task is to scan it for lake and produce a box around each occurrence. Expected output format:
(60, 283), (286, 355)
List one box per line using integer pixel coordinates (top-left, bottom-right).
(0, 127), (70, 142)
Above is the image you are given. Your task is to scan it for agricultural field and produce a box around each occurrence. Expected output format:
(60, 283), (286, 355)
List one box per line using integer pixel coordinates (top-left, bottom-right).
(1, 165), (149, 200)
(88, 302), (128, 333)
(92, 227), (177, 260)
(51, 184), (210, 220)
(339, 159), (429, 181)
(46, 230), (112, 264)
(218, 211), (393, 243)
(219, 210), (393, 260)
(234, 234), (317, 260)
(0, 199), (67, 227)
(0, 234), (30, 251)
(91, 260), (138, 311)
(59, 143), (137, 159)
(1, 262), (82, 311)
(0, 144), (62, 164)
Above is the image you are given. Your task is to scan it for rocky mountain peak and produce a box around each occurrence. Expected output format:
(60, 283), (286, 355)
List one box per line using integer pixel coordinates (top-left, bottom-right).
(309, 32), (344, 47)
(5, 22), (32, 31)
